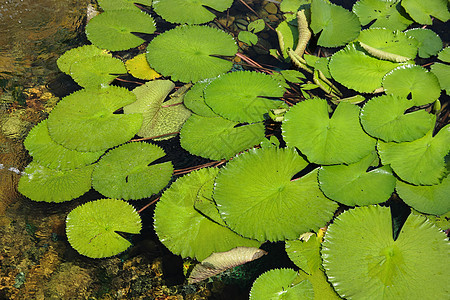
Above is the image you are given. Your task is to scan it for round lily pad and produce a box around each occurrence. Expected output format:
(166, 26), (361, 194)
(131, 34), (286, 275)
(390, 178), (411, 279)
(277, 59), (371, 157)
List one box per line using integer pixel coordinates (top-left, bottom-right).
(382, 65), (441, 106)
(57, 45), (111, 75)
(401, 0), (450, 25)
(203, 71), (286, 122)
(152, 0), (234, 24)
(213, 147), (338, 242)
(250, 269), (314, 300)
(92, 142), (173, 200)
(18, 161), (94, 203)
(153, 167), (261, 261)
(24, 120), (104, 170)
(396, 175), (450, 216)
(238, 31), (258, 45)
(360, 94), (436, 142)
(86, 10), (156, 51)
(146, 25), (237, 83)
(322, 205), (450, 299)
(282, 98), (376, 165)
(66, 198), (142, 258)
(180, 114), (265, 160)
(98, 0), (152, 11)
(47, 86), (143, 152)
(405, 28), (443, 58)
(183, 79), (217, 117)
(318, 152), (396, 206)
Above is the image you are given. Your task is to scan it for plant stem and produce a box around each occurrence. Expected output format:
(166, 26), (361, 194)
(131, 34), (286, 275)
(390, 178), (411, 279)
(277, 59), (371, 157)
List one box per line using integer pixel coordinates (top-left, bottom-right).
(294, 9), (311, 57)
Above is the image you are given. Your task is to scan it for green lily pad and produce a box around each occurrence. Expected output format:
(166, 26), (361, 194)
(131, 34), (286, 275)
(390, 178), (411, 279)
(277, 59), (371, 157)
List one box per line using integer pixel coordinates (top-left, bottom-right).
(396, 175), (450, 216)
(310, 0), (360, 47)
(358, 28), (418, 62)
(238, 31), (258, 46)
(248, 19), (265, 33)
(146, 25), (237, 83)
(280, 0), (311, 21)
(57, 45), (111, 75)
(18, 161), (94, 203)
(329, 43), (402, 93)
(401, 0), (450, 25)
(154, 167), (261, 261)
(360, 94), (436, 142)
(405, 28), (443, 58)
(98, 0), (152, 11)
(152, 0), (234, 25)
(431, 62), (450, 95)
(411, 209), (450, 231)
(377, 125), (450, 185)
(203, 71), (286, 123)
(282, 99), (376, 165)
(382, 65), (441, 106)
(352, 0), (413, 31)
(86, 10), (156, 51)
(322, 205), (450, 299)
(213, 147), (338, 242)
(318, 152), (396, 206)
(250, 269), (314, 300)
(66, 198), (142, 258)
(92, 142), (173, 200)
(438, 46), (450, 62)
(47, 86), (143, 152)
(183, 79), (217, 117)
(286, 234), (322, 275)
(304, 55), (332, 78)
(275, 19), (299, 59)
(180, 114), (265, 160)
(24, 120), (104, 170)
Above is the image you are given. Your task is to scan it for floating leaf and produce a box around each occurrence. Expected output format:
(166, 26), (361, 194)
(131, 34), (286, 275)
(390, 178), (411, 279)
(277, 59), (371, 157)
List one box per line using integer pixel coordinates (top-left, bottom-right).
(322, 205), (450, 299)
(238, 31), (258, 46)
(358, 28), (418, 62)
(329, 43), (401, 93)
(146, 25), (237, 83)
(304, 55), (332, 78)
(248, 19), (265, 33)
(204, 71), (286, 122)
(152, 0), (233, 24)
(280, 0), (311, 21)
(286, 234), (322, 275)
(183, 79), (217, 117)
(438, 46), (450, 62)
(275, 19), (299, 59)
(280, 69), (307, 83)
(24, 120), (104, 170)
(318, 152), (396, 206)
(250, 269), (314, 300)
(180, 114), (265, 160)
(57, 45), (111, 75)
(310, 0), (360, 47)
(47, 86), (143, 152)
(214, 147), (338, 242)
(431, 62), (450, 95)
(396, 175), (450, 216)
(154, 168), (261, 261)
(411, 209), (450, 231)
(86, 10), (156, 51)
(401, 0), (450, 25)
(92, 142), (173, 200)
(98, 0), (152, 11)
(66, 198), (142, 258)
(18, 161), (94, 203)
(377, 125), (450, 185)
(382, 65), (441, 106)
(282, 99), (376, 165)
(360, 94), (436, 142)
(405, 28), (443, 58)
(125, 53), (161, 80)
(188, 247), (267, 284)
(352, 0), (413, 31)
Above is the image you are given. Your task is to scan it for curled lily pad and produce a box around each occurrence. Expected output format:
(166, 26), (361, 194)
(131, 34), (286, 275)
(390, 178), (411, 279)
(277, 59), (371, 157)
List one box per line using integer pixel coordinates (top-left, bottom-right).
(24, 120), (104, 170)
(152, 0), (234, 25)
(92, 142), (173, 200)
(146, 25), (237, 83)
(154, 167), (261, 261)
(203, 71), (286, 122)
(405, 28), (443, 58)
(396, 175), (450, 216)
(360, 94), (436, 142)
(57, 45), (111, 75)
(401, 0), (450, 25)
(183, 79), (217, 117)
(282, 99), (376, 165)
(86, 10), (156, 51)
(382, 65), (441, 106)
(180, 114), (265, 160)
(322, 205), (450, 299)
(377, 125), (450, 185)
(214, 147), (338, 242)
(125, 53), (161, 80)
(47, 86), (143, 152)
(98, 0), (152, 11)
(66, 198), (142, 258)
(18, 161), (94, 203)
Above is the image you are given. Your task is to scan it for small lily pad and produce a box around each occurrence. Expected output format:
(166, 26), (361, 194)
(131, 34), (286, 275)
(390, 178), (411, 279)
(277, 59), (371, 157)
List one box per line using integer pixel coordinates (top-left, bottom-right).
(405, 28), (443, 58)
(66, 198), (142, 258)
(57, 45), (111, 75)
(401, 0), (450, 25)
(431, 62), (450, 95)
(92, 142), (173, 200)
(438, 46), (450, 62)
(183, 79), (217, 117)
(238, 31), (258, 46)
(248, 19), (265, 33)
(125, 53), (161, 80)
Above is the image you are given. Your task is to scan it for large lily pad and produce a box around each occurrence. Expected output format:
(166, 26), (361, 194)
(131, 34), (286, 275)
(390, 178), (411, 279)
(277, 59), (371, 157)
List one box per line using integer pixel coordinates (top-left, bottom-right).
(92, 142), (173, 200)
(377, 125), (450, 185)
(98, 0), (152, 11)
(146, 25), (237, 83)
(282, 99), (376, 165)
(213, 147), (338, 242)
(322, 205), (450, 299)
(401, 0), (450, 25)
(66, 198), (142, 258)
(57, 45), (111, 75)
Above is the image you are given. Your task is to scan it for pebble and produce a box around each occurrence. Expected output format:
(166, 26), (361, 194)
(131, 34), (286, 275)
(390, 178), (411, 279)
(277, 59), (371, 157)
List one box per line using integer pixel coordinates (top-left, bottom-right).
(264, 2), (278, 14)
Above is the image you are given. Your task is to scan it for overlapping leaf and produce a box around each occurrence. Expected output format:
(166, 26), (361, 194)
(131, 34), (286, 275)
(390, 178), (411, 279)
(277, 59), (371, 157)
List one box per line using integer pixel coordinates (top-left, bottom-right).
(352, 0), (413, 30)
